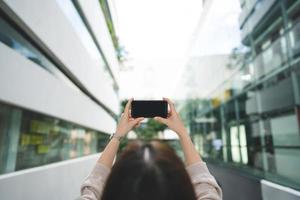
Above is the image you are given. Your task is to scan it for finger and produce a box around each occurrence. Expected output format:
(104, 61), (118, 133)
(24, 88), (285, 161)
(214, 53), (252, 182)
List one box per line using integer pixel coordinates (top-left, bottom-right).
(167, 112), (171, 118)
(131, 117), (144, 126)
(154, 116), (168, 125)
(124, 98), (133, 115)
(163, 97), (176, 113)
(134, 121), (142, 128)
(129, 109), (132, 118)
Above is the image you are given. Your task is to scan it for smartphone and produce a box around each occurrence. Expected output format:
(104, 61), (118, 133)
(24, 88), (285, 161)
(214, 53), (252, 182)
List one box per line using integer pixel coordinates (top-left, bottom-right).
(131, 100), (168, 118)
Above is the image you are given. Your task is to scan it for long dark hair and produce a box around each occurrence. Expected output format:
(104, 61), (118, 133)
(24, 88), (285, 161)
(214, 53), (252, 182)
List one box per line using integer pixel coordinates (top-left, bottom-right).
(101, 140), (196, 200)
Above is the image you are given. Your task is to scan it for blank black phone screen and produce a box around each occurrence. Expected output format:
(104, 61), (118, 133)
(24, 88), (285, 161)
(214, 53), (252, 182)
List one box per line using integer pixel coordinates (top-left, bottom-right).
(131, 100), (168, 118)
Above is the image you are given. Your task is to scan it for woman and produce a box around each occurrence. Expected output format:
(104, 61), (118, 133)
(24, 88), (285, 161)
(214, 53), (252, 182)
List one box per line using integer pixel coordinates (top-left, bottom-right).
(80, 98), (222, 200)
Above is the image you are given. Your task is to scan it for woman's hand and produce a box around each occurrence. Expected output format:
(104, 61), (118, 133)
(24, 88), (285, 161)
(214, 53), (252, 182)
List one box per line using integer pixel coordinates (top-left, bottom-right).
(97, 98), (143, 168)
(154, 98), (187, 137)
(115, 98), (144, 137)
(155, 98), (201, 165)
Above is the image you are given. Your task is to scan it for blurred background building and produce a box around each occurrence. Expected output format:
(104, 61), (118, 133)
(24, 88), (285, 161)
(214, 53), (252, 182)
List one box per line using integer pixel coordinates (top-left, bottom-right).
(185, 0), (300, 199)
(0, 0), (300, 199)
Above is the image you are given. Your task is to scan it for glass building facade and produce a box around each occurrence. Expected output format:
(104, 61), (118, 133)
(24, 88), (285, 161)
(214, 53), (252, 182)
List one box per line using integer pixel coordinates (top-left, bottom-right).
(189, 0), (300, 191)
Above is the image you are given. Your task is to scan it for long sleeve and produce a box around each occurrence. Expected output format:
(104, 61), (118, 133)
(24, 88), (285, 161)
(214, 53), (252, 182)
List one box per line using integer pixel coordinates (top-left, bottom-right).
(80, 163), (111, 200)
(186, 162), (223, 200)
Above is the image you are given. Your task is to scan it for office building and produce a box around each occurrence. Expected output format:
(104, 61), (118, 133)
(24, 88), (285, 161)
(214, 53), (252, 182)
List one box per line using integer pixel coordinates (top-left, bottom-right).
(0, 0), (120, 199)
(188, 0), (300, 199)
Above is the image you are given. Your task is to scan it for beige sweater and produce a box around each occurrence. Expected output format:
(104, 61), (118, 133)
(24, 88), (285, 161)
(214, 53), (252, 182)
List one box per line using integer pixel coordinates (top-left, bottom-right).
(80, 161), (222, 200)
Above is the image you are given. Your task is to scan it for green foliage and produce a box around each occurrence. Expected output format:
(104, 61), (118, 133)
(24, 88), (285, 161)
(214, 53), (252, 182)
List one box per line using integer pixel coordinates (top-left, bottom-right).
(134, 118), (167, 140)
(98, 0), (120, 58)
(120, 100), (127, 114)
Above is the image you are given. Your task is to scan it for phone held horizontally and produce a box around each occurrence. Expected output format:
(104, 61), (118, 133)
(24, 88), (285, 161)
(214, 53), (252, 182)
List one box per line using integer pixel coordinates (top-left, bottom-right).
(131, 100), (168, 118)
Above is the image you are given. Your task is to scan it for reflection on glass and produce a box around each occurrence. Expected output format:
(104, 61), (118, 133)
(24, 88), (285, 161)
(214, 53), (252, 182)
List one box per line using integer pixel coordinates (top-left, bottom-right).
(290, 21), (300, 57)
(252, 33), (288, 80)
(0, 102), (109, 175)
(193, 134), (204, 156)
(273, 149), (300, 182)
(270, 114), (300, 146)
(222, 129), (228, 162)
(239, 125), (248, 164)
(189, 92), (300, 190)
(187, 0), (300, 192)
(230, 126), (241, 163)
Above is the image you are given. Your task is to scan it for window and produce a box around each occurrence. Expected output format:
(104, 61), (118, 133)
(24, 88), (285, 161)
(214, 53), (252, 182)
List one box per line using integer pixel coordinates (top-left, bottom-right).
(0, 102), (109, 175)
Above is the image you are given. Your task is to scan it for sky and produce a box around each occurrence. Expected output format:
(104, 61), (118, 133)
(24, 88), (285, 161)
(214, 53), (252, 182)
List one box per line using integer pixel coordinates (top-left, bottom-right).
(113, 0), (242, 100)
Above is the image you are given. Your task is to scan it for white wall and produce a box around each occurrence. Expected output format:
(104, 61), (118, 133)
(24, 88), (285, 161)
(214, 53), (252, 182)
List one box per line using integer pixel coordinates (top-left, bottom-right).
(0, 43), (116, 134)
(76, 0), (120, 84)
(261, 180), (300, 200)
(0, 154), (99, 200)
(3, 0), (119, 114)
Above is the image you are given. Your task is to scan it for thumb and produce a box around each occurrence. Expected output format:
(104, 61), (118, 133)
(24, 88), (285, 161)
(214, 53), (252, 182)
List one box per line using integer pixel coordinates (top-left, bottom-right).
(134, 121), (142, 128)
(131, 117), (144, 126)
(154, 116), (168, 124)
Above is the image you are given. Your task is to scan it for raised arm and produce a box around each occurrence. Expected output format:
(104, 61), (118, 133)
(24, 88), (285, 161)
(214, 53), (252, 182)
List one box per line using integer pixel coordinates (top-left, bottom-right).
(154, 98), (222, 200)
(80, 98), (144, 200)
(154, 97), (201, 165)
(98, 98), (144, 168)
